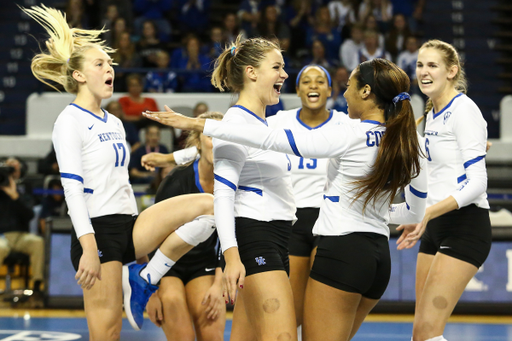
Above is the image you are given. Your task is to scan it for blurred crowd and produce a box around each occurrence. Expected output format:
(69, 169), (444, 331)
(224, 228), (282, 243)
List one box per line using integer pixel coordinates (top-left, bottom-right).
(67, 0), (425, 94)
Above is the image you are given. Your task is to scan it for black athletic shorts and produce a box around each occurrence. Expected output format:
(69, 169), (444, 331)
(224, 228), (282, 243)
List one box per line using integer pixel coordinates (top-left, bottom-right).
(310, 232), (391, 299)
(164, 258), (218, 285)
(289, 207), (320, 257)
(419, 204), (492, 268)
(71, 214), (137, 271)
(235, 217), (292, 277)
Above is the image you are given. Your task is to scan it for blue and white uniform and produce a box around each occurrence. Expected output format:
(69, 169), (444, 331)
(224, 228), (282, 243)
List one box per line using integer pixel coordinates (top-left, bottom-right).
(423, 93), (489, 209)
(53, 103), (137, 239)
(212, 105), (296, 254)
(205, 117), (428, 238)
(419, 93), (491, 268)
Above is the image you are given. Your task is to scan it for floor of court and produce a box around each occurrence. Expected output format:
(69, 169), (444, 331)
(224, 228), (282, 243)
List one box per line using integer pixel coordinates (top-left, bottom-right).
(0, 310), (511, 340)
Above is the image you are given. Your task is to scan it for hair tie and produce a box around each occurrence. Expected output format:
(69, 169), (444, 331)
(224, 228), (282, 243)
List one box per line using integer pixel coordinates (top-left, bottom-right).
(392, 92), (411, 104)
(230, 46), (236, 56)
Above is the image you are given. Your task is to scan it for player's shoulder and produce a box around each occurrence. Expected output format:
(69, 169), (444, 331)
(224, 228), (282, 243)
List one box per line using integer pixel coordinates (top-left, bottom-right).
(268, 108), (299, 127)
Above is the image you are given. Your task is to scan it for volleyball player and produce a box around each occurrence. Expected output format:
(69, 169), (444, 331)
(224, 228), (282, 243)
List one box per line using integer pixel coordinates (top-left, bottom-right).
(400, 40), (491, 341)
(23, 6), (216, 338)
(144, 58), (429, 340)
(145, 112), (226, 341)
(268, 65), (347, 338)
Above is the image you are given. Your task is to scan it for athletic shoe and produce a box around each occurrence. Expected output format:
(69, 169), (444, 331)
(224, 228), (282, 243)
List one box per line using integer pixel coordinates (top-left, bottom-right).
(122, 263), (158, 330)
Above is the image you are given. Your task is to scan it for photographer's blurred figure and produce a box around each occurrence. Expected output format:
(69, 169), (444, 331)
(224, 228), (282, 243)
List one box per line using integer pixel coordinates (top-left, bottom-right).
(0, 157), (45, 299)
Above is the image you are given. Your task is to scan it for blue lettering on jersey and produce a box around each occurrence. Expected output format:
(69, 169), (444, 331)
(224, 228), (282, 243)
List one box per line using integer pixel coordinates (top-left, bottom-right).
(424, 130), (438, 136)
(443, 111), (452, 124)
(366, 131), (383, 147)
(298, 157), (318, 169)
(98, 132), (124, 143)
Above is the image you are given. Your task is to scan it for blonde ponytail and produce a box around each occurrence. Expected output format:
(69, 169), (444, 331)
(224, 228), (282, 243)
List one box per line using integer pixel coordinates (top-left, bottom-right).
(21, 5), (114, 93)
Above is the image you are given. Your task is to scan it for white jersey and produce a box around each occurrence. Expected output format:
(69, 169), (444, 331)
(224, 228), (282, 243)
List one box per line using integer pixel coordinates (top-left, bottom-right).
(212, 105), (296, 252)
(423, 93), (489, 209)
(53, 104), (137, 238)
(268, 108), (349, 208)
(205, 117), (428, 238)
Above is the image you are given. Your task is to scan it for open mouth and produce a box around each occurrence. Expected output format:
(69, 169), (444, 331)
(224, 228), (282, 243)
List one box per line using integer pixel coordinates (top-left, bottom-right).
(105, 78), (113, 87)
(420, 80), (432, 85)
(307, 92), (320, 102)
(273, 83), (283, 94)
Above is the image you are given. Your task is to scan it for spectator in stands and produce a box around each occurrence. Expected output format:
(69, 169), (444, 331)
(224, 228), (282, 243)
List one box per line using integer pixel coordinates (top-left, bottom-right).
(176, 35), (213, 93)
(129, 125), (169, 184)
(286, 0), (315, 56)
(193, 102), (209, 117)
(328, 0), (356, 36)
(397, 35), (419, 93)
(145, 51), (178, 94)
(339, 23), (364, 71)
(256, 5), (291, 48)
(176, 0), (211, 36)
(390, 0), (425, 33)
(352, 29), (391, 66)
(66, 0), (87, 28)
(99, 0), (133, 28)
(105, 101), (141, 152)
(111, 17), (130, 47)
(136, 20), (166, 68)
(358, 0), (393, 32)
(37, 147), (59, 176)
(306, 5), (342, 62)
(202, 26), (224, 60)
(238, 0), (263, 38)
(39, 178), (67, 234)
(133, 0), (172, 43)
(363, 14), (385, 47)
(112, 32), (142, 92)
(119, 74), (159, 130)
(304, 39), (338, 69)
(0, 157), (44, 296)
(101, 4), (120, 45)
(385, 13), (412, 62)
(326, 65), (349, 113)
(223, 12), (245, 45)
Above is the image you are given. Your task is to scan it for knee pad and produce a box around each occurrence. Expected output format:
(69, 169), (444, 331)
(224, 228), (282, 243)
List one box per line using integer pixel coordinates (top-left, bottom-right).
(175, 215), (216, 246)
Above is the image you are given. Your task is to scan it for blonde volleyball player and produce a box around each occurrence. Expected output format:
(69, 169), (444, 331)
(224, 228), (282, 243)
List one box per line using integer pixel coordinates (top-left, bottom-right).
(24, 5), (216, 339)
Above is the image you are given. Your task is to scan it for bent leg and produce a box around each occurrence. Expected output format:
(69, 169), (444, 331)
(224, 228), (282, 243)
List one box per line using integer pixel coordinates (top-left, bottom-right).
(186, 276), (226, 341)
(303, 277), (361, 341)
(158, 277), (196, 341)
(83, 261), (123, 341)
(133, 193), (213, 258)
(413, 253), (478, 341)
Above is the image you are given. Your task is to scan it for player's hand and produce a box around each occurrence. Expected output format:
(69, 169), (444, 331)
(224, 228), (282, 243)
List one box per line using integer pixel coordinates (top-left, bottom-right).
(141, 152), (172, 171)
(396, 220), (427, 250)
(147, 292), (164, 327)
(144, 105), (205, 132)
(75, 251), (101, 290)
(202, 279), (224, 320)
(222, 248), (245, 305)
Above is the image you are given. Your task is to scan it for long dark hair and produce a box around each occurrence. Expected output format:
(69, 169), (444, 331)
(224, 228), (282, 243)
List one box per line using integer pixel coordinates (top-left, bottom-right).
(352, 59), (422, 210)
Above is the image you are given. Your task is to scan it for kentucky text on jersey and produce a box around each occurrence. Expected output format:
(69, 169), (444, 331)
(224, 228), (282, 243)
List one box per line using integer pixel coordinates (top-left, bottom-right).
(98, 132), (124, 142)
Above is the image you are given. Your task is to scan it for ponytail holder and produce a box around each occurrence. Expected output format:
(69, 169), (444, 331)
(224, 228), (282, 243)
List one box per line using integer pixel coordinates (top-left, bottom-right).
(392, 92), (411, 104)
(230, 46), (236, 56)
(66, 58), (70, 64)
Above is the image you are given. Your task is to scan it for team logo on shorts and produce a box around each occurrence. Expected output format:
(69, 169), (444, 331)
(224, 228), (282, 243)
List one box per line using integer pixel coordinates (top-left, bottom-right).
(98, 250), (103, 258)
(255, 256), (266, 266)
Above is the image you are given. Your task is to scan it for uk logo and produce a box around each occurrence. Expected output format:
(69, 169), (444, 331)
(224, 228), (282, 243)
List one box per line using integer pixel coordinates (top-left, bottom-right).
(443, 111), (452, 124)
(255, 256), (266, 266)
(98, 250), (103, 258)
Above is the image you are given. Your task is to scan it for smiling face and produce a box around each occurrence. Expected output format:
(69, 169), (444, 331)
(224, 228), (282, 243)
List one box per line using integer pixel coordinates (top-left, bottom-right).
(76, 47), (114, 100)
(297, 66), (332, 110)
(252, 48), (288, 106)
(416, 47), (457, 100)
